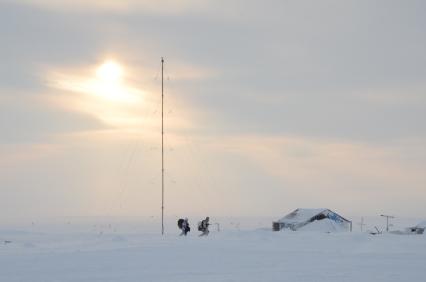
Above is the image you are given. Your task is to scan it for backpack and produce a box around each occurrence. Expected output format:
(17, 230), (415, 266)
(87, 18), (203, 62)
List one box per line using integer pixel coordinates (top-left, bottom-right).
(198, 221), (204, 231)
(177, 218), (184, 229)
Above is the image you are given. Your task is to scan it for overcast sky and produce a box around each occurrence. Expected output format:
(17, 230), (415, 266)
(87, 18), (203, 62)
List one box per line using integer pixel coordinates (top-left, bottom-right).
(1, 0), (425, 222)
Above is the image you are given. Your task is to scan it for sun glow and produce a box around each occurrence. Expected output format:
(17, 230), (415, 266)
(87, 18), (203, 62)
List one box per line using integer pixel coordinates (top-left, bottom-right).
(96, 61), (123, 83)
(89, 60), (141, 103)
(49, 59), (193, 133)
(48, 59), (149, 127)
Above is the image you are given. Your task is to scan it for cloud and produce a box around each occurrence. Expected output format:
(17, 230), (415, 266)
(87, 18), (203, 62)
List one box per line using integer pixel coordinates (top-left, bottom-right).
(0, 91), (106, 144)
(199, 134), (426, 215)
(1, 0), (426, 219)
(10, 0), (205, 14)
(43, 58), (206, 139)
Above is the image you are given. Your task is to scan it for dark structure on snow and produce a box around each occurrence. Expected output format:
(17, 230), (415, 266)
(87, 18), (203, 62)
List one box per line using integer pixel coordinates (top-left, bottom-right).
(406, 221), (425, 234)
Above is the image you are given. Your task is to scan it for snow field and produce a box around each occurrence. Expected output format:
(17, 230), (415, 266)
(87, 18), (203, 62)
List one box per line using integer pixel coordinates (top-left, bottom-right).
(1, 224), (426, 282)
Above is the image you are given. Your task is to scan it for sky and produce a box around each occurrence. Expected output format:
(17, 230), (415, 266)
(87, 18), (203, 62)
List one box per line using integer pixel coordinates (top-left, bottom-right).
(1, 0), (426, 222)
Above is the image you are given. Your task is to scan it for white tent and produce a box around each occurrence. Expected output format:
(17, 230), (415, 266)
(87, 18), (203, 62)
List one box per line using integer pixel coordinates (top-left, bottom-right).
(416, 221), (426, 229)
(404, 220), (426, 234)
(273, 208), (352, 232)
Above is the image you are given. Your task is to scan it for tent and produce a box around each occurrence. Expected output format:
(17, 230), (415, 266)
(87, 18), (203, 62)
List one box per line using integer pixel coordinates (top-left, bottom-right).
(416, 220), (426, 228)
(405, 220), (426, 234)
(272, 208), (352, 232)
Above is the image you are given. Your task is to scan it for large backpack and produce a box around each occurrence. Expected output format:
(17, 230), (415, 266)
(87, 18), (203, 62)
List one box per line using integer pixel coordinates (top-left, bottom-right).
(198, 220), (204, 231)
(177, 218), (184, 229)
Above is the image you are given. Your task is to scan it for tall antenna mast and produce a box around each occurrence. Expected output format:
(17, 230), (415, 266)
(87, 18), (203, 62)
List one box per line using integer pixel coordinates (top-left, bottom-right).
(161, 57), (165, 235)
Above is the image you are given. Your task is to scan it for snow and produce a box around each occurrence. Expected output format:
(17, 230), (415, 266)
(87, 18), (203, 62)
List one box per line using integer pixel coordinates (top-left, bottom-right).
(1, 218), (426, 282)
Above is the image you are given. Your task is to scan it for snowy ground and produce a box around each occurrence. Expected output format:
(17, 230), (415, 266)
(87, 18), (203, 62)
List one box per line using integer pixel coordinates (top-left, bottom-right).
(1, 217), (426, 282)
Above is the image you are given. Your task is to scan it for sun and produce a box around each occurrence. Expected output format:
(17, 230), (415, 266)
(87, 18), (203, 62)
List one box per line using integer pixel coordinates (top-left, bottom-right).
(96, 60), (123, 83)
(49, 59), (146, 127)
(91, 60), (141, 103)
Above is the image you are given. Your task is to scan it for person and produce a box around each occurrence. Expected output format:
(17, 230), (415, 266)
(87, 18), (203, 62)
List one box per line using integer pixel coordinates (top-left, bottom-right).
(182, 218), (190, 236)
(178, 218), (190, 236)
(198, 216), (210, 236)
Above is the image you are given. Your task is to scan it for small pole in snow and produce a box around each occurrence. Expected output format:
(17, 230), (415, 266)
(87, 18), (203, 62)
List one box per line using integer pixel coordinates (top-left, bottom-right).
(380, 214), (394, 232)
(358, 217), (366, 232)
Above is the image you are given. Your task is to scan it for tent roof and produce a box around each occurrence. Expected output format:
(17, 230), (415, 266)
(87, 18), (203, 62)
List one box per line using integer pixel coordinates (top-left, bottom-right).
(297, 218), (348, 232)
(277, 208), (327, 224)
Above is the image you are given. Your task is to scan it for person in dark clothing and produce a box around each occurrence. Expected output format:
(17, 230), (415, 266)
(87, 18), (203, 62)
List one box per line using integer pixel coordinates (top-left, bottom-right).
(178, 218), (190, 236)
(182, 218), (190, 236)
(198, 217), (210, 236)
